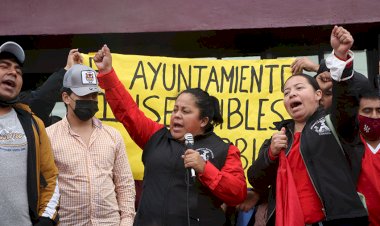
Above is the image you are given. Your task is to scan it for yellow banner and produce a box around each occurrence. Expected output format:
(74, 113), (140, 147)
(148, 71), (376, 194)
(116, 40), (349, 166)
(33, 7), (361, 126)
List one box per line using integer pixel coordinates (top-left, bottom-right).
(83, 54), (292, 181)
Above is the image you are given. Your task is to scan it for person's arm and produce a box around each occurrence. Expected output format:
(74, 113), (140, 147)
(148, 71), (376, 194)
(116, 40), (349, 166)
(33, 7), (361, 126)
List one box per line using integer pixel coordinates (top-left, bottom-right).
(326, 26), (371, 185)
(291, 57), (319, 75)
(26, 49), (83, 127)
(94, 45), (163, 149)
(326, 26), (368, 142)
(197, 144), (247, 206)
(27, 69), (66, 126)
(97, 69), (164, 149)
(113, 130), (136, 226)
(34, 117), (60, 225)
(236, 190), (260, 212)
(330, 64), (361, 142)
(247, 138), (279, 195)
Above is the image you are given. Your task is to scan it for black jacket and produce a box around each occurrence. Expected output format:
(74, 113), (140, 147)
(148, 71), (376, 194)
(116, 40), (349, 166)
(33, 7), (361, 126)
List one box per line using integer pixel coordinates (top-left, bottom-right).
(247, 71), (369, 225)
(134, 128), (229, 226)
(14, 104), (59, 226)
(20, 68), (66, 126)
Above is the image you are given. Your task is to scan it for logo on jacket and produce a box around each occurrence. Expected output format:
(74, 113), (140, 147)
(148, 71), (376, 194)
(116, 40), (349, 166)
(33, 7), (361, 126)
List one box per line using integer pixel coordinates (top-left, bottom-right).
(311, 118), (331, 135)
(197, 148), (214, 161)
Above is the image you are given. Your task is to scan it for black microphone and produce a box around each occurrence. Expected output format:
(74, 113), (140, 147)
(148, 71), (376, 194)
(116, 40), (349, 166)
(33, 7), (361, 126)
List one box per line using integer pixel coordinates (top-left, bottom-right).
(184, 133), (196, 178)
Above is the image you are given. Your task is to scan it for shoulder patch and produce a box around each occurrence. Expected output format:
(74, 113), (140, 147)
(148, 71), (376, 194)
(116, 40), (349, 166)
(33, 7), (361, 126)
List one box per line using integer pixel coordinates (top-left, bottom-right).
(310, 117), (332, 135)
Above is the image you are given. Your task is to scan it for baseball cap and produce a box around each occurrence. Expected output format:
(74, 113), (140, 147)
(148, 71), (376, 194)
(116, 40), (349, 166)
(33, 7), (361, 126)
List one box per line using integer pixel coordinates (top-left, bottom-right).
(63, 64), (100, 96)
(0, 41), (25, 65)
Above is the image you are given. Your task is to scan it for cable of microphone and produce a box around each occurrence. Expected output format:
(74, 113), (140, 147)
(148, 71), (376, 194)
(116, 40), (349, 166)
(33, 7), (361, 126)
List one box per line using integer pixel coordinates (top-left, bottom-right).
(184, 133), (196, 178)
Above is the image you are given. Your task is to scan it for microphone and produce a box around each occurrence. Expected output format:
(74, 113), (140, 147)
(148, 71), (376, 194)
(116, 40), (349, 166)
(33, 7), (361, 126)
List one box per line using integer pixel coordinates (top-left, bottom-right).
(184, 133), (196, 178)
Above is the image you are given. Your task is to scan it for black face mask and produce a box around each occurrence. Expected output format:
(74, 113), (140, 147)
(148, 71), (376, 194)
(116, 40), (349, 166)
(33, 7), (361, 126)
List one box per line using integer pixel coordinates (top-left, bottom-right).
(0, 96), (20, 107)
(73, 100), (99, 121)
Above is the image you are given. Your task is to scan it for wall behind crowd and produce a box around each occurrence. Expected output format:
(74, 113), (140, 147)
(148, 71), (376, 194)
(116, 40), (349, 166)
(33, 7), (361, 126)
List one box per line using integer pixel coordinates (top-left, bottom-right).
(3, 24), (378, 92)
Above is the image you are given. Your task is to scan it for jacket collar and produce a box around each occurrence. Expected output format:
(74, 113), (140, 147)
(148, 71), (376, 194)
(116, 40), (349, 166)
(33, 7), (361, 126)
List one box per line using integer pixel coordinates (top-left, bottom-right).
(273, 107), (325, 132)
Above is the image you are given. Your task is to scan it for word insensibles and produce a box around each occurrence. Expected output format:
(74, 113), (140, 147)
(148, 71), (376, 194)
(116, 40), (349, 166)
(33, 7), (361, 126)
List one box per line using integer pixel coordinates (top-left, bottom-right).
(87, 54), (293, 178)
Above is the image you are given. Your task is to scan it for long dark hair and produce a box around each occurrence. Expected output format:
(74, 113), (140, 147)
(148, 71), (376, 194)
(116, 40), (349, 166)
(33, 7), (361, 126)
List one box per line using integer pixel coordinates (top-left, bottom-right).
(179, 88), (223, 132)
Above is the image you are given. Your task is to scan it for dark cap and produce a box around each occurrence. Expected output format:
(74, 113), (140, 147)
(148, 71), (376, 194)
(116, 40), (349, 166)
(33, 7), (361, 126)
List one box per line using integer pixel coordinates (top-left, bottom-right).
(0, 41), (25, 65)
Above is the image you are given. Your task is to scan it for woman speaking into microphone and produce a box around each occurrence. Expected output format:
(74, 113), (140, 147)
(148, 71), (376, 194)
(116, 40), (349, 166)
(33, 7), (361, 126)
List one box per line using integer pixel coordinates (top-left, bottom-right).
(93, 45), (247, 226)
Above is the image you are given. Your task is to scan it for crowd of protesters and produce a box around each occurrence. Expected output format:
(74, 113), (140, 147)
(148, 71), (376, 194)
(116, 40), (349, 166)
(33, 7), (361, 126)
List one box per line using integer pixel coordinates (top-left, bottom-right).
(0, 25), (378, 226)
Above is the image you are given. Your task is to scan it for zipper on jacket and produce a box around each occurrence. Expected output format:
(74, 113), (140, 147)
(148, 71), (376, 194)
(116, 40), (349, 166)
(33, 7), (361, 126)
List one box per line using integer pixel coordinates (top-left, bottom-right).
(267, 189), (275, 224)
(299, 141), (327, 218)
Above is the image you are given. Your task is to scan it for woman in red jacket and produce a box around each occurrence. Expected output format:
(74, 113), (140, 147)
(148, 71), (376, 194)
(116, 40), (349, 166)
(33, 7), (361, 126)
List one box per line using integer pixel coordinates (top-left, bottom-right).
(247, 26), (368, 226)
(93, 45), (247, 226)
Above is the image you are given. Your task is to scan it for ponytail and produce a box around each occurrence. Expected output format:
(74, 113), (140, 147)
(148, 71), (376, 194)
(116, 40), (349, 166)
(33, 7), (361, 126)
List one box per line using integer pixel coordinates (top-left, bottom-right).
(179, 88), (223, 132)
